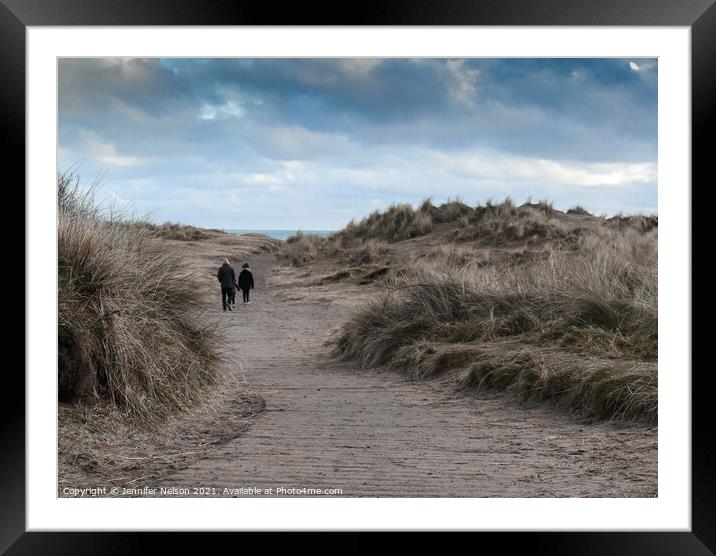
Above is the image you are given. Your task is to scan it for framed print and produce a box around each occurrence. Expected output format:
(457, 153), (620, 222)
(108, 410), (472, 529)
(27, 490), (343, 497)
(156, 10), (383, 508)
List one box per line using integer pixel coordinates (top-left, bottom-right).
(8, 0), (709, 552)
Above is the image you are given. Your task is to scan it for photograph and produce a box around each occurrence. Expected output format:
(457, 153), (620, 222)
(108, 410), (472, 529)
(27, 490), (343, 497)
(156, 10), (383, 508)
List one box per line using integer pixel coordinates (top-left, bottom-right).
(57, 56), (660, 499)
(6, 3), (705, 546)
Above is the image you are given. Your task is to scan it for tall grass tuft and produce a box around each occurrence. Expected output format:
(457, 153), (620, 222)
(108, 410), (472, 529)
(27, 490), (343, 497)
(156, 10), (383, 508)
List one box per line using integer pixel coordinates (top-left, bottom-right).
(277, 231), (391, 267)
(277, 231), (328, 266)
(141, 221), (214, 241)
(57, 172), (226, 422)
(336, 201), (433, 243)
(455, 199), (573, 243)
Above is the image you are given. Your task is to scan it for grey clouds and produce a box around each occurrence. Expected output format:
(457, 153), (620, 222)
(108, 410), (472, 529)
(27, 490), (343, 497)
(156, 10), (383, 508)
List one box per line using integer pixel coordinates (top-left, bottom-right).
(58, 58), (657, 229)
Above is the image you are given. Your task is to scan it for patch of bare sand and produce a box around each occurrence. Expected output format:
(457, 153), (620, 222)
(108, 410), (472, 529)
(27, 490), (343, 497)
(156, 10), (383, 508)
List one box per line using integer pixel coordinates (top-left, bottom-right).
(58, 389), (264, 494)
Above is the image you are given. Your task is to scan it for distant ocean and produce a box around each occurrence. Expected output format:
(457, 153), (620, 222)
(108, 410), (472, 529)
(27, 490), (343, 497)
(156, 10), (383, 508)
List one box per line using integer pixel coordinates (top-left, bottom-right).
(224, 229), (335, 241)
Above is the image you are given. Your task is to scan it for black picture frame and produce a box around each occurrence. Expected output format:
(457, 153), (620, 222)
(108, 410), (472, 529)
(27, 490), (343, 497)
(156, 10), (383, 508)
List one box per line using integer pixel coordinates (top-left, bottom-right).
(7, 0), (707, 552)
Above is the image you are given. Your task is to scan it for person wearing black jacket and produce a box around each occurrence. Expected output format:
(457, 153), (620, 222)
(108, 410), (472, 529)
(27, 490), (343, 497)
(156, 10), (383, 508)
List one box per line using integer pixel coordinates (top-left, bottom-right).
(216, 258), (236, 311)
(238, 263), (255, 304)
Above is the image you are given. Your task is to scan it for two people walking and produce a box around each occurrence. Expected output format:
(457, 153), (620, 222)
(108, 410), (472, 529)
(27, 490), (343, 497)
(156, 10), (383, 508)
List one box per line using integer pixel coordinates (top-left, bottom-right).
(217, 259), (254, 312)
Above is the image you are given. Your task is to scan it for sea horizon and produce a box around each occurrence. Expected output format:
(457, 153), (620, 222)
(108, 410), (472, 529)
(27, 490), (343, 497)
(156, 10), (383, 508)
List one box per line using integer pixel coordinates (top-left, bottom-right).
(224, 229), (335, 241)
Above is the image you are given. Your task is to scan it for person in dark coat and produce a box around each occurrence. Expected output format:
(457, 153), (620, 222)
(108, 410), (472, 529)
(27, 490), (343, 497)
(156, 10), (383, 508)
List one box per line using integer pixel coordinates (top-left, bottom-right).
(216, 258), (236, 311)
(238, 263), (255, 304)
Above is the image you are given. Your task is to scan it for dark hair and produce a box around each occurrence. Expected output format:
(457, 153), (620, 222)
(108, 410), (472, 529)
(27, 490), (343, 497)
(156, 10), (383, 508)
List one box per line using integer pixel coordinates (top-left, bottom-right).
(242, 263), (250, 268)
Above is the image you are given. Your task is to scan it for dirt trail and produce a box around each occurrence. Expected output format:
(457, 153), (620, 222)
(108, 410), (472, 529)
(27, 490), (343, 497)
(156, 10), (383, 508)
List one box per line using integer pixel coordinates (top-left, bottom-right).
(158, 253), (657, 497)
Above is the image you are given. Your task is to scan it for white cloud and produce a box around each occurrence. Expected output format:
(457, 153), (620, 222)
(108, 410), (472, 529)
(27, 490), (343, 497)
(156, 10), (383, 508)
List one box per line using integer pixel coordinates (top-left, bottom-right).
(245, 164), (298, 185)
(446, 59), (480, 107)
(432, 149), (656, 187)
(198, 100), (245, 120)
(336, 59), (382, 78)
(252, 126), (353, 160)
(59, 59), (658, 228)
(82, 131), (144, 166)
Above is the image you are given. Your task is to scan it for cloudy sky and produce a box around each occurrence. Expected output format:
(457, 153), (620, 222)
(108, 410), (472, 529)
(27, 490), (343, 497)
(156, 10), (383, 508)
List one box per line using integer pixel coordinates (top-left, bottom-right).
(58, 58), (657, 230)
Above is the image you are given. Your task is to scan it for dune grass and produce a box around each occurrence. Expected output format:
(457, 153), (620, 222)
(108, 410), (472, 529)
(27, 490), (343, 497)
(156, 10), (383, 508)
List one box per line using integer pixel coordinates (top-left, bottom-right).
(277, 230), (390, 267)
(58, 172), (227, 422)
(277, 231), (328, 266)
(277, 198), (659, 423)
(280, 198), (658, 270)
(337, 202), (434, 242)
(333, 223), (658, 424)
(452, 198), (576, 244)
(141, 221), (215, 241)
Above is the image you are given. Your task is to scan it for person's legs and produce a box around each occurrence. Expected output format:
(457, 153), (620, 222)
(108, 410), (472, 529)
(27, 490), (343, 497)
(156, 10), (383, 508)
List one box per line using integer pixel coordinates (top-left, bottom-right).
(242, 289), (250, 303)
(221, 287), (233, 311)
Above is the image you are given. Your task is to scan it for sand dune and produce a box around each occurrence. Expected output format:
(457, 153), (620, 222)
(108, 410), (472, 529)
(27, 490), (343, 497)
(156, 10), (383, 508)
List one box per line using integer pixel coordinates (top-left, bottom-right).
(59, 228), (656, 497)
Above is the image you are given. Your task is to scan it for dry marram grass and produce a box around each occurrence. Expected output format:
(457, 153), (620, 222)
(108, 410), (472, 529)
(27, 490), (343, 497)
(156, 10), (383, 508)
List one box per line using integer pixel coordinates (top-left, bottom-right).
(332, 200), (658, 424)
(58, 172), (228, 422)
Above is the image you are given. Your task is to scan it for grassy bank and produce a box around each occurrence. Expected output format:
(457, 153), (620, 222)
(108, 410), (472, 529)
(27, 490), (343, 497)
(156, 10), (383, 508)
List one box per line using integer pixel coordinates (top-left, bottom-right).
(278, 230), (391, 268)
(328, 199), (658, 424)
(58, 173), (227, 422)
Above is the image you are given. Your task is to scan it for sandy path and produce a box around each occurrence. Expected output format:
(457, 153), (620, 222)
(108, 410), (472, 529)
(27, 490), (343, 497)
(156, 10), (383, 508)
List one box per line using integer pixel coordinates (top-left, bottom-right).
(158, 253), (657, 497)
